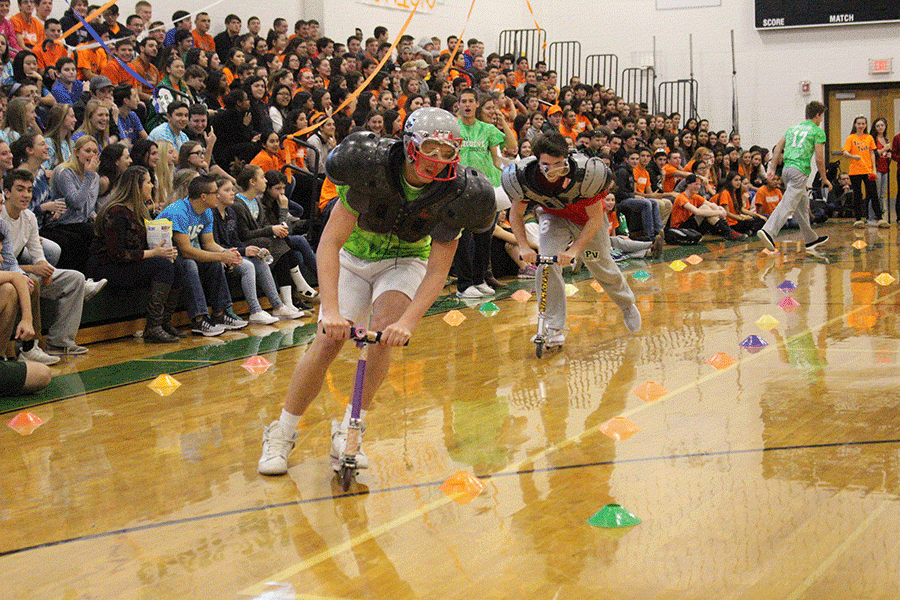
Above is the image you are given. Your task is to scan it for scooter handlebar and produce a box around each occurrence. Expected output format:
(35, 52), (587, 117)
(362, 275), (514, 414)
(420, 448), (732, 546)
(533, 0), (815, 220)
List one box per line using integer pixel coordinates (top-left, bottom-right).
(350, 327), (410, 346)
(535, 255), (558, 265)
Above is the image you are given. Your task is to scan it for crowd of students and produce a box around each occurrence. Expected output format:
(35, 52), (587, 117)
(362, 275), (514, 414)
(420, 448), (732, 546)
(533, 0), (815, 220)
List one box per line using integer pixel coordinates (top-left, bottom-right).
(2, 1), (899, 395)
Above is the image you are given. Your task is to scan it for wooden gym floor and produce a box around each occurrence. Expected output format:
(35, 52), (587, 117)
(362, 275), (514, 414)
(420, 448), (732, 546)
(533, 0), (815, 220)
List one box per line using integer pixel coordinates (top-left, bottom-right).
(2, 221), (900, 600)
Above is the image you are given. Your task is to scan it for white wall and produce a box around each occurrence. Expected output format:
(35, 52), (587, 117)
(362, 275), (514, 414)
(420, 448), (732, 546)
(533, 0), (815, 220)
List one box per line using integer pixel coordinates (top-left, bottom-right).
(50, 0), (895, 147)
(321, 0), (898, 147)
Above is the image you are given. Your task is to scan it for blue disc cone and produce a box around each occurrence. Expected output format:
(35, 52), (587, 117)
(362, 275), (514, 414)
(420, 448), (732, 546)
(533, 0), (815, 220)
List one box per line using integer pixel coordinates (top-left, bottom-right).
(778, 280), (797, 294)
(740, 334), (768, 349)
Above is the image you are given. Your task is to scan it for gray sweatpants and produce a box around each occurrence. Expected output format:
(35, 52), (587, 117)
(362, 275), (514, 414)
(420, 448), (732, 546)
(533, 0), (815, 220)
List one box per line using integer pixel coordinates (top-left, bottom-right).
(761, 166), (817, 244)
(536, 209), (636, 331)
(29, 268), (85, 348)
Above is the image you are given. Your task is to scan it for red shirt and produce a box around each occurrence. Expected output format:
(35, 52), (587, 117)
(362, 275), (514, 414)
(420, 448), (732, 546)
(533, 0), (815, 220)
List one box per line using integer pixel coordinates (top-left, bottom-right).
(531, 170), (605, 227)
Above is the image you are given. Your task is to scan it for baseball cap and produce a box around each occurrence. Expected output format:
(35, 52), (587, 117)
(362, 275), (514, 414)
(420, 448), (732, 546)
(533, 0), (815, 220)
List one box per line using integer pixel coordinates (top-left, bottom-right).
(547, 105), (562, 116)
(412, 58), (429, 69)
(90, 76), (114, 91)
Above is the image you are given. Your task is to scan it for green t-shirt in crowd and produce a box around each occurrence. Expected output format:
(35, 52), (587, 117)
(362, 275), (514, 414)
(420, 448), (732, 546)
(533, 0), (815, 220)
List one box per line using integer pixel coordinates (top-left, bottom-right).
(339, 181), (432, 261)
(782, 120), (826, 175)
(458, 119), (505, 187)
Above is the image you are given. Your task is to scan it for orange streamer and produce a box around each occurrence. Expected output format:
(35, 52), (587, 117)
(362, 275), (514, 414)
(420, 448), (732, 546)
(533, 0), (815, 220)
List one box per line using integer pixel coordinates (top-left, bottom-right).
(58, 0), (122, 44)
(287, 3), (420, 140)
(524, 0), (547, 54)
(441, 0), (477, 73)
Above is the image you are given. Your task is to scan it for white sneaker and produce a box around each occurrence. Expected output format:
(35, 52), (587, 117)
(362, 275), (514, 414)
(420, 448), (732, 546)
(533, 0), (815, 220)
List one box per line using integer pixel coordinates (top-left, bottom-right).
(271, 304), (306, 320)
(531, 328), (565, 347)
(474, 283), (495, 295)
(19, 345), (61, 365)
(456, 286), (487, 299)
(84, 278), (107, 301)
(330, 419), (368, 472)
(249, 311), (279, 325)
(623, 304), (642, 333)
(258, 420), (299, 475)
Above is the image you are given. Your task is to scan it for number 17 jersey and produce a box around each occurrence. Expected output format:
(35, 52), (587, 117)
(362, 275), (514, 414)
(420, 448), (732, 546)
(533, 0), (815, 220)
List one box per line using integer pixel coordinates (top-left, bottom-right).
(782, 120), (826, 175)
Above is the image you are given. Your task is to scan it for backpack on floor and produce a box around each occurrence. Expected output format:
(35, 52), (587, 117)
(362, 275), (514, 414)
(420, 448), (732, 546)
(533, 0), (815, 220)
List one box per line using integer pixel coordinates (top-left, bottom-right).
(665, 228), (703, 246)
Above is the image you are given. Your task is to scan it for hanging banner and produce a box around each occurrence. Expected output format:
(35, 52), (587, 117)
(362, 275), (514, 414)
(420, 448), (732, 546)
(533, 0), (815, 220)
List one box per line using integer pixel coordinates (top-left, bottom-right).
(356, 0), (438, 13)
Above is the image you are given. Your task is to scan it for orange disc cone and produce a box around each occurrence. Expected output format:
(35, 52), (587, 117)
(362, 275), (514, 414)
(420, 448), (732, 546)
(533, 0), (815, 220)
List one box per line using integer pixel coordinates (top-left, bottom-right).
(242, 355), (272, 375)
(148, 374), (181, 396)
(7, 411), (45, 435)
(442, 310), (466, 326)
(706, 352), (737, 370)
(511, 289), (531, 302)
(631, 381), (669, 402)
(599, 417), (642, 440)
(685, 254), (703, 265)
(439, 470), (485, 505)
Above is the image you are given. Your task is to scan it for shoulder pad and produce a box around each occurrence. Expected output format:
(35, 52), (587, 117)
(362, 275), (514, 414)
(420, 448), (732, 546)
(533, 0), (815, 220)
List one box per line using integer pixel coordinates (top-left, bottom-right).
(442, 167), (496, 233)
(501, 159), (529, 202)
(324, 132), (396, 187)
(582, 156), (613, 197)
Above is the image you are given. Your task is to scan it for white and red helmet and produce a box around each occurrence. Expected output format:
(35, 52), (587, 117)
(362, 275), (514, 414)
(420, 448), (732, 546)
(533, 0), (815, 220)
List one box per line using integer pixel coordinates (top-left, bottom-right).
(403, 107), (463, 181)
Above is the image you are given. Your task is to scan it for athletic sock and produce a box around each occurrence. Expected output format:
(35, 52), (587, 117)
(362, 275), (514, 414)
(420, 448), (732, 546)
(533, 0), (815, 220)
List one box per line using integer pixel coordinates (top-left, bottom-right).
(279, 409), (301, 438)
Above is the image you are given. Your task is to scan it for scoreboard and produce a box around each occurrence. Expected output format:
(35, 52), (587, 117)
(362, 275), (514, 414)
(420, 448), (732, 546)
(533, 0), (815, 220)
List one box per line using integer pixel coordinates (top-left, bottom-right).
(756, 0), (900, 29)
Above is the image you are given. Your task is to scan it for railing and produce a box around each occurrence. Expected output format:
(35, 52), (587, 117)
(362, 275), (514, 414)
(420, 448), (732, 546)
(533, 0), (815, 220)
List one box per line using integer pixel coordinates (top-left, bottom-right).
(621, 66), (657, 112)
(657, 79), (700, 121)
(583, 53), (619, 91)
(497, 28), (546, 67)
(546, 40), (581, 87)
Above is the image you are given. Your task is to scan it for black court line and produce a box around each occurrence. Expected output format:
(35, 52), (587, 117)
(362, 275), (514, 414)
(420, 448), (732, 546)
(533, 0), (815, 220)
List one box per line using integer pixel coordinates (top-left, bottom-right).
(4, 436), (898, 559)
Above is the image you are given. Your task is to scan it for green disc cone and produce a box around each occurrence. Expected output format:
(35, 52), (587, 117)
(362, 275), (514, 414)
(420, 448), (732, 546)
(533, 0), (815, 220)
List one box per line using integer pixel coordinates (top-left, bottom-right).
(587, 504), (642, 528)
(478, 302), (499, 312)
(632, 270), (650, 281)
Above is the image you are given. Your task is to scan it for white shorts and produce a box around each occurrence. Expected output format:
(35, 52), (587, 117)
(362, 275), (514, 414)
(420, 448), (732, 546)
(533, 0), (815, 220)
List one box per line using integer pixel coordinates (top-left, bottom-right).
(323, 248), (428, 326)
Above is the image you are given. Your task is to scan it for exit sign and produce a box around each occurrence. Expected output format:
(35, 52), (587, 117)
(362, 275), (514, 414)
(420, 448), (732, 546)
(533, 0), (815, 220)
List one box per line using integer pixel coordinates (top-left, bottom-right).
(869, 58), (893, 74)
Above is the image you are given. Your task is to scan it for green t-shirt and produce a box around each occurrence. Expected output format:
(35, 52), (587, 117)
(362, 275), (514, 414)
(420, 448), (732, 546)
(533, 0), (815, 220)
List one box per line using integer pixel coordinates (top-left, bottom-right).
(339, 181), (432, 261)
(458, 119), (506, 186)
(782, 120), (826, 175)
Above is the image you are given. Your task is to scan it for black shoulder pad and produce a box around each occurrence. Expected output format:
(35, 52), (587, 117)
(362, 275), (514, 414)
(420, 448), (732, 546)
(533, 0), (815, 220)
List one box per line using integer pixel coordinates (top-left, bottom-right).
(440, 166), (496, 234)
(325, 131), (395, 186)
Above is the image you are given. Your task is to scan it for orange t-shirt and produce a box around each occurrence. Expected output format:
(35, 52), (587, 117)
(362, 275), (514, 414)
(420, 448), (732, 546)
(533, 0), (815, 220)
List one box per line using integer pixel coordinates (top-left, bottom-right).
(574, 114), (591, 134)
(283, 138), (307, 170)
(76, 45), (107, 79)
(250, 149), (289, 181)
(223, 67), (235, 85)
(192, 30), (215, 52)
(319, 176), (338, 211)
(101, 59), (140, 85)
(670, 192), (705, 228)
(633, 165), (650, 194)
(129, 58), (159, 94)
(11, 13), (43, 49)
(606, 206), (619, 234)
(514, 70), (527, 86)
(754, 185), (782, 216)
(663, 164), (683, 193)
(712, 190), (738, 226)
(558, 122), (577, 142)
(34, 41), (69, 71)
(843, 133), (875, 176)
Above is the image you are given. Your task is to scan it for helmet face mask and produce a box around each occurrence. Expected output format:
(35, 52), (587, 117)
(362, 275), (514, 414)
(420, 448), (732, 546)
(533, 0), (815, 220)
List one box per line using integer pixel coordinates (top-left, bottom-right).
(403, 107), (462, 181)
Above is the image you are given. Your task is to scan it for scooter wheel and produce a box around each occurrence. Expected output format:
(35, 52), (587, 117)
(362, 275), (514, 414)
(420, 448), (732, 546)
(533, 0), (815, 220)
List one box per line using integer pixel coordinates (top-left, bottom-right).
(340, 465), (353, 491)
(535, 340), (543, 358)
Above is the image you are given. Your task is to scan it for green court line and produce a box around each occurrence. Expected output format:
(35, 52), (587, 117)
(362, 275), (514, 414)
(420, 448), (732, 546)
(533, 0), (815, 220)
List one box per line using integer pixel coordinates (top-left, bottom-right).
(0, 239), (767, 413)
